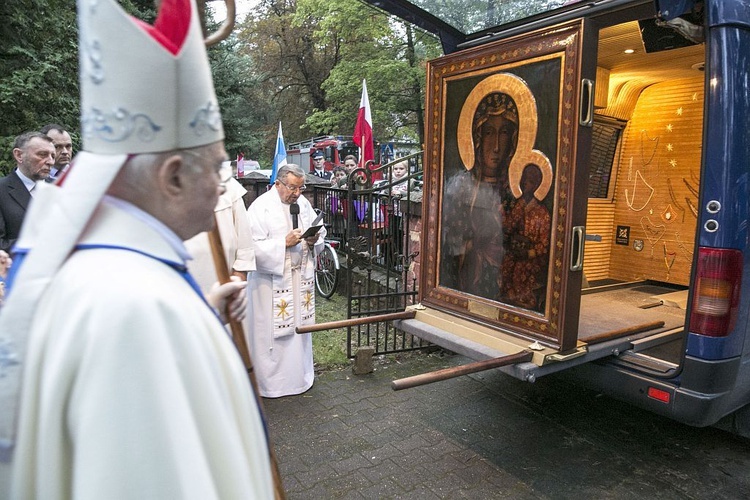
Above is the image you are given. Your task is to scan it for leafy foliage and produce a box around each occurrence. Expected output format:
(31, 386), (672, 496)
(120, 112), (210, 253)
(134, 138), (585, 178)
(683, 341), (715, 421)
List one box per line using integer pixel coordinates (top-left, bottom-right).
(313, 22), (439, 146)
(237, 0), (440, 151)
(205, 14), (274, 161)
(0, 0), (439, 174)
(0, 0), (80, 175)
(0, 0), (154, 176)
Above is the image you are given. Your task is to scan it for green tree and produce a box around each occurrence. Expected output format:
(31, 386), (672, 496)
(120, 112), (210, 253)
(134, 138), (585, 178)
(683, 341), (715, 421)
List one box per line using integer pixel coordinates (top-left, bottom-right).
(208, 34), (275, 162)
(236, 0), (439, 151)
(0, 0), (80, 175)
(311, 20), (439, 147)
(0, 0), (155, 176)
(237, 0), (337, 143)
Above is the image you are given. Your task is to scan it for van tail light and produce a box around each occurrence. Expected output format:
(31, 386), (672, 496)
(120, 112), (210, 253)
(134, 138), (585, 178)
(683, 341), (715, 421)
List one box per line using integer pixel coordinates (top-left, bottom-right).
(689, 248), (743, 337)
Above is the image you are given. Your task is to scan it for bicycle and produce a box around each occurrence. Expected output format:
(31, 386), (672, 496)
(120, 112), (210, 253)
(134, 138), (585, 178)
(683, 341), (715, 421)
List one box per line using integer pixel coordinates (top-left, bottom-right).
(314, 211), (340, 298)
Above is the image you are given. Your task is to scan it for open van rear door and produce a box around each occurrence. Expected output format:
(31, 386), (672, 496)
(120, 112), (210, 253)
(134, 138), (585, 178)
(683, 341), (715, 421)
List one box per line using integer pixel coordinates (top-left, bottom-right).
(418, 19), (597, 352)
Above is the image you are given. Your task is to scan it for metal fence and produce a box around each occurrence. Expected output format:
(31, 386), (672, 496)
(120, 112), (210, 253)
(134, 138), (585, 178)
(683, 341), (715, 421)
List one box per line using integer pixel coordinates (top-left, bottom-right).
(307, 153), (429, 357)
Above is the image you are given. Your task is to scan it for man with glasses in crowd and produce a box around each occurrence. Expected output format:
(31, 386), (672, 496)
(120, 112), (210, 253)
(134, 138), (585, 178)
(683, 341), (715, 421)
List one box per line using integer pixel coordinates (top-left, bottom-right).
(245, 163), (325, 398)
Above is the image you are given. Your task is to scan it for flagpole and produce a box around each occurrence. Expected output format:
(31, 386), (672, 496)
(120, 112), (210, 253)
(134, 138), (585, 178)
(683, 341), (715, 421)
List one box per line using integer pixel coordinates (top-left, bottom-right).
(270, 121), (286, 186)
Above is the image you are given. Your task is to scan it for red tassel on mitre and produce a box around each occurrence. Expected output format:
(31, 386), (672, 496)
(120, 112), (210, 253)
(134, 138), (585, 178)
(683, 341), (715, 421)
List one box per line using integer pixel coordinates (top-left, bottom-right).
(133, 0), (191, 55)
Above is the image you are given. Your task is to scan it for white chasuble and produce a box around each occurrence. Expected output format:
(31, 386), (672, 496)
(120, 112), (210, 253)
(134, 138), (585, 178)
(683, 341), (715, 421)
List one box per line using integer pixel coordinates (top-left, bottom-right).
(9, 202), (274, 499)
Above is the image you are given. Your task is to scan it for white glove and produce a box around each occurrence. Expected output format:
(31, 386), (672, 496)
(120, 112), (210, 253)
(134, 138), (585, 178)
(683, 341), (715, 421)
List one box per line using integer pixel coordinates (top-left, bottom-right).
(207, 276), (247, 323)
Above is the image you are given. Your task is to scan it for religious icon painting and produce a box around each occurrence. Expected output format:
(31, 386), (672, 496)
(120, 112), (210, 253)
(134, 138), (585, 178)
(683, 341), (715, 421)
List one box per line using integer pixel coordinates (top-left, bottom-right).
(420, 20), (598, 351)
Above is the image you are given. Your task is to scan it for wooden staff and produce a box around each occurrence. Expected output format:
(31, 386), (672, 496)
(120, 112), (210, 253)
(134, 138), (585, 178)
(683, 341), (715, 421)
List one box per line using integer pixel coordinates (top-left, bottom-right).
(207, 228), (254, 367)
(391, 350), (534, 391)
(208, 225), (286, 500)
(194, 0), (236, 47)
(189, 3), (285, 493)
(296, 309), (417, 334)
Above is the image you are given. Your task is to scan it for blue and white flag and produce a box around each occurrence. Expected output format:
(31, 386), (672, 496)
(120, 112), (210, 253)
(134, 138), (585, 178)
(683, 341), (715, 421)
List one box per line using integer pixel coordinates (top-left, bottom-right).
(270, 121), (287, 184)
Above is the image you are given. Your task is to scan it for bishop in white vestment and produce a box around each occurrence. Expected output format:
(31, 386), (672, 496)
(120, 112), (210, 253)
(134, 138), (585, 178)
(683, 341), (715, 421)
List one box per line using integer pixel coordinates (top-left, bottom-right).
(10, 198), (274, 499)
(0, 0), (276, 497)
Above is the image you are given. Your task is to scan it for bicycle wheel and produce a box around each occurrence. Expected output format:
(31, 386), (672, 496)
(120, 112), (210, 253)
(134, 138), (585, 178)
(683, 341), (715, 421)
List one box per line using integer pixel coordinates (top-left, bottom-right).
(315, 243), (340, 298)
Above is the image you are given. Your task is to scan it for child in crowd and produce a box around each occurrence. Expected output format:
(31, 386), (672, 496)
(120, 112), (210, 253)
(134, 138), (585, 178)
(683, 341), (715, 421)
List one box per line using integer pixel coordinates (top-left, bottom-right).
(390, 160), (409, 196)
(331, 165), (347, 188)
(375, 159), (410, 197)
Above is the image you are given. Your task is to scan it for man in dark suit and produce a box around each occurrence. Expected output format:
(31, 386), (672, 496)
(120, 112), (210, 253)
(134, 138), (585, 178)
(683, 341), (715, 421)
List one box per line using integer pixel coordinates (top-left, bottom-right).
(0, 132), (55, 252)
(40, 124), (74, 181)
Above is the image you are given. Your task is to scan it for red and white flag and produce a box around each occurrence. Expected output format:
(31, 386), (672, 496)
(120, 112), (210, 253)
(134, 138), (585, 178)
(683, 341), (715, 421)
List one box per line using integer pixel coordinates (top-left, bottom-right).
(353, 79), (374, 169)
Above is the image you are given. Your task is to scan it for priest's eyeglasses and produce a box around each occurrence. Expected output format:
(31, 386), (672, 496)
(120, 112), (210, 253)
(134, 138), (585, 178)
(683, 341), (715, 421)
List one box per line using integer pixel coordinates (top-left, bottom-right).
(278, 179), (306, 193)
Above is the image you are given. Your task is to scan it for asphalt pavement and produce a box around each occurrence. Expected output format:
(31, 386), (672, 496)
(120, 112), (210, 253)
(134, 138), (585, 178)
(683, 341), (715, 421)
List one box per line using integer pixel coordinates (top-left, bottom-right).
(263, 350), (750, 499)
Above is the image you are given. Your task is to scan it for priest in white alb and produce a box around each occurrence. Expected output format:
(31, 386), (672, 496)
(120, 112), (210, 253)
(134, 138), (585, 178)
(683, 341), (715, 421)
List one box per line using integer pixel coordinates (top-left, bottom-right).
(246, 164), (325, 398)
(185, 169), (255, 294)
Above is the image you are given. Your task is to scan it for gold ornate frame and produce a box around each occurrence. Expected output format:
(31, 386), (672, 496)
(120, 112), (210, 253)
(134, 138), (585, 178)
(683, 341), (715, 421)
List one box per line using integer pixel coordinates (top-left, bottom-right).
(420, 21), (588, 349)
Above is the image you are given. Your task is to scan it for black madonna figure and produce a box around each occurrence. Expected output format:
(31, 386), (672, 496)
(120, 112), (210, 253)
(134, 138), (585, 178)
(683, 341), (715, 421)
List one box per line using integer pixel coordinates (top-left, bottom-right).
(440, 91), (518, 300)
(440, 72), (553, 308)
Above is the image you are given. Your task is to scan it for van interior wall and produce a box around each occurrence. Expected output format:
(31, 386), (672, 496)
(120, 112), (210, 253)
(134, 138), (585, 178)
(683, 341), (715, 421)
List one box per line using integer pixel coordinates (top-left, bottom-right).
(584, 76), (703, 286)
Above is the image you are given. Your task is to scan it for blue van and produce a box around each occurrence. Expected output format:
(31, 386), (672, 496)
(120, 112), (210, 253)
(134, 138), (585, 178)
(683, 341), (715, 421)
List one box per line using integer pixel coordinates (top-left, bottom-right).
(365, 0), (750, 435)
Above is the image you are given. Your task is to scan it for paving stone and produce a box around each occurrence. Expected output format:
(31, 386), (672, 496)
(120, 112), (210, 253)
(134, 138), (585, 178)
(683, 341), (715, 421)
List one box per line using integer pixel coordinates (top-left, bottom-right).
(315, 470), (374, 498)
(362, 442), (404, 465)
(329, 452), (376, 476)
(357, 476), (410, 498)
(262, 352), (750, 499)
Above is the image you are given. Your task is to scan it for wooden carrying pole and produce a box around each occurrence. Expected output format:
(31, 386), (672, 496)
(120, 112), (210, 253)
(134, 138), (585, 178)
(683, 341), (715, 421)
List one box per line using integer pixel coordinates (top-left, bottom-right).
(296, 310), (417, 334)
(584, 320), (665, 345)
(207, 226), (286, 500)
(391, 350), (534, 391)
(192, 3), (284, 494)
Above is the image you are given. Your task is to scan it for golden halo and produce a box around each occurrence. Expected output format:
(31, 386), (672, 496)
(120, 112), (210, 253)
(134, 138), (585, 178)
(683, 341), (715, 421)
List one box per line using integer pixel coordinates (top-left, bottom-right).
(508, 149), (553, 201)
(457, 72), (552, 201)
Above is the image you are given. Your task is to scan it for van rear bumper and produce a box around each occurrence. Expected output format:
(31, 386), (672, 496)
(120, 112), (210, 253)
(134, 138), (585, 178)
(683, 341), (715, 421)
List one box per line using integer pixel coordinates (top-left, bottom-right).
(397, 316), (742, 427)
(564, 355), (740, 427)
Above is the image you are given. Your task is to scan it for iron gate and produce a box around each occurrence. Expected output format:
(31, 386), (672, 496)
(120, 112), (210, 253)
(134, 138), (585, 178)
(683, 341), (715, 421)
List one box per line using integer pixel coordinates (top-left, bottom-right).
(309, 153), (429, 357)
